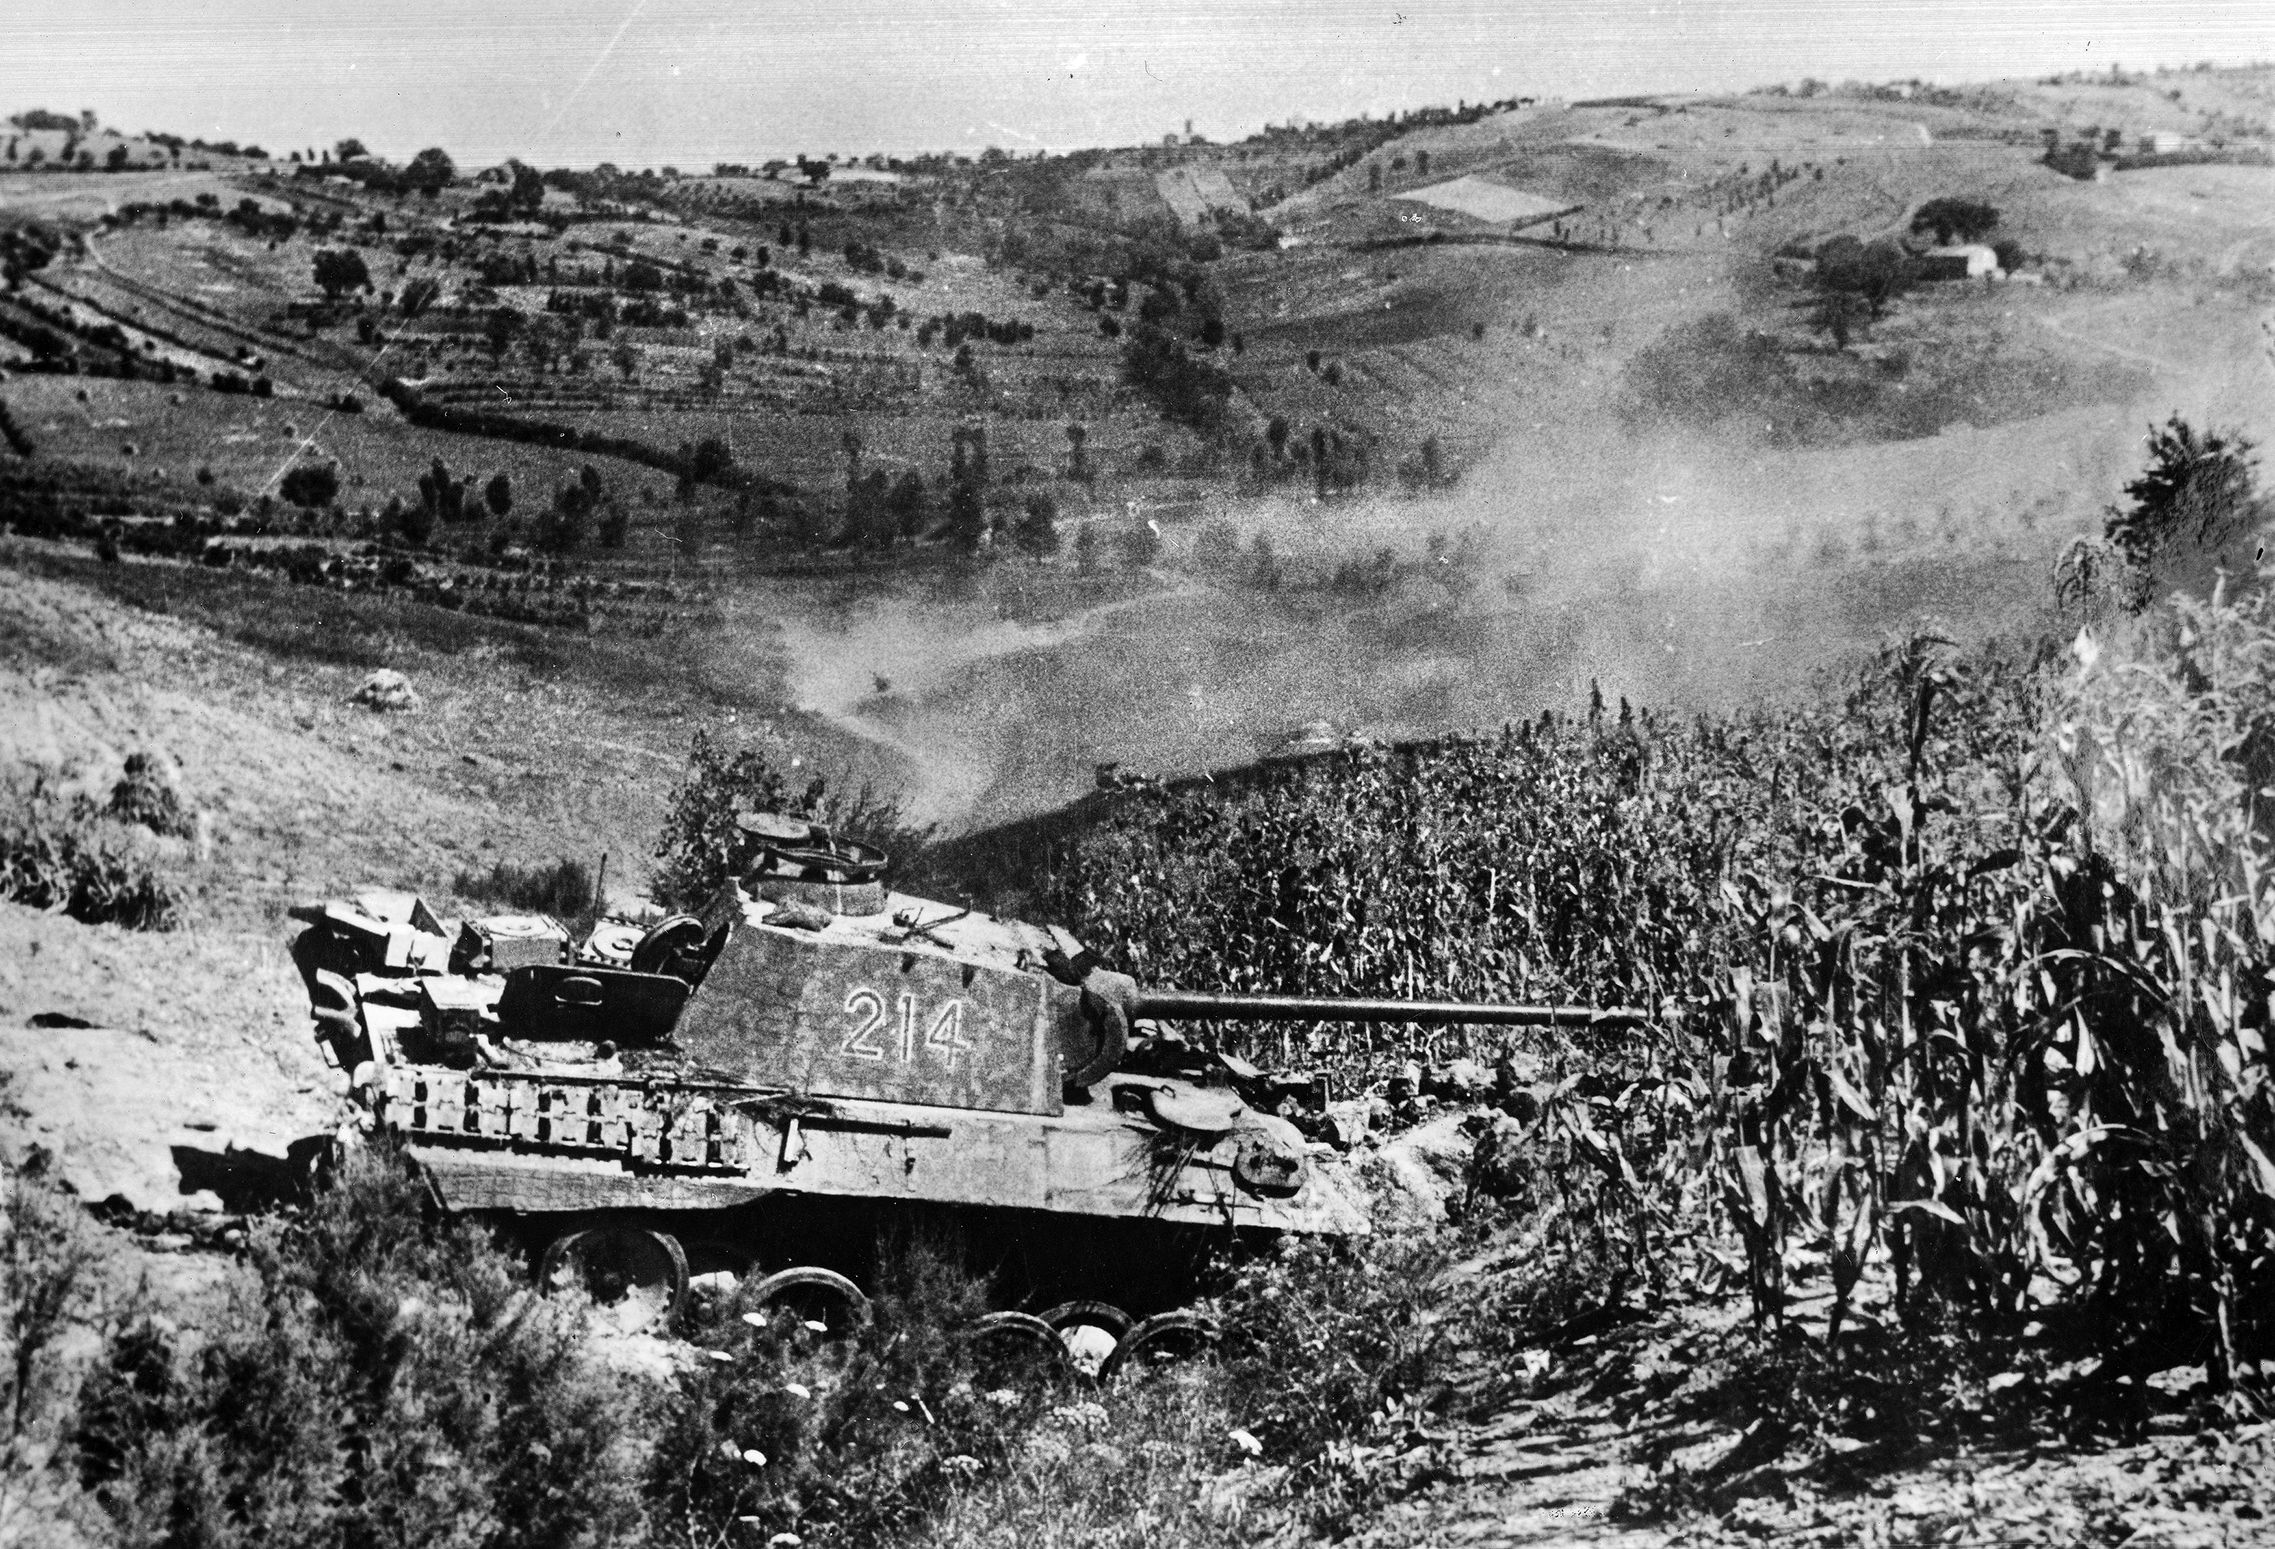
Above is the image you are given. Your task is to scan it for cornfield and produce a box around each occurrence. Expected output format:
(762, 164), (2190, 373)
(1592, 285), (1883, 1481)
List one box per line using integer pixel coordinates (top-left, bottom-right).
(1034, 593), (2275, 1392)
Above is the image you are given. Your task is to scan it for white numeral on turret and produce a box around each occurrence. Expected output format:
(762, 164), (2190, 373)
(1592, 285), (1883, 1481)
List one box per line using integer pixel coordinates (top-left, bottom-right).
(840, 986), (971, 1069)
(841, 987), (888, 1060)
(925, 999), (972, 1071)
(896, 992), (919, 1063)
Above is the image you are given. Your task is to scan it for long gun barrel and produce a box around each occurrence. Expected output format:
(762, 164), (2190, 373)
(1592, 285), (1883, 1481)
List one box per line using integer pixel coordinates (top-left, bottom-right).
(1133, 990), (1648, 1030)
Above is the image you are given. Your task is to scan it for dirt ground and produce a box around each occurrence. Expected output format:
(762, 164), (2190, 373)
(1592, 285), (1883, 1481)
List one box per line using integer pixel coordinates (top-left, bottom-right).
(1334, 1265), (2275, 1549)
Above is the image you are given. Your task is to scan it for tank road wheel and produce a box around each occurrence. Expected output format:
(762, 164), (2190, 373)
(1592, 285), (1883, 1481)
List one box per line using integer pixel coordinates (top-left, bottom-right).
(629, 915), (708, 981)
(746, 1267), (872, 1338)
(1098, 1309), (1222, 1383)
(965, 1311), (1074, 1385)
(1038, 1301), (1134, 1381)
(539, 1225), (689, 1336)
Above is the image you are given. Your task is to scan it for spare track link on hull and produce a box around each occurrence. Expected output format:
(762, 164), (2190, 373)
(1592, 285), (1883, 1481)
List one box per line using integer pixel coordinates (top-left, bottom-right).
(382, 1066), (750, 1171)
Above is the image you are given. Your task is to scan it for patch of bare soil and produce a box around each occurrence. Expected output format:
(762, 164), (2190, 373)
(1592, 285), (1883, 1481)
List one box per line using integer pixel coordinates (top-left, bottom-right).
(1336, 1257), (2274, 1549)
(0, 901), (341, 1216)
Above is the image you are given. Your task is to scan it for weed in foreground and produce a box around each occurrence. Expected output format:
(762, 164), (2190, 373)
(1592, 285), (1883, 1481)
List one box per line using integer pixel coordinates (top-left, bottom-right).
(2, 1149), (98, 1543)
(71, 1141), (651, 1549)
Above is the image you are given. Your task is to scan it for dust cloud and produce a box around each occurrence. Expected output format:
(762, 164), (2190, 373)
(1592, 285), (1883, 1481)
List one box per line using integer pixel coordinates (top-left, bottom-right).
(711, 242), (2275, 835)
(741, 398), (2129, 833)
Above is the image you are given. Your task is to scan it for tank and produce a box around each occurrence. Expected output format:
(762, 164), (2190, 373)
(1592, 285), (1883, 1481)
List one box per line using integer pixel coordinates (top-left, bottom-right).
(291, 813), (1645, 1372)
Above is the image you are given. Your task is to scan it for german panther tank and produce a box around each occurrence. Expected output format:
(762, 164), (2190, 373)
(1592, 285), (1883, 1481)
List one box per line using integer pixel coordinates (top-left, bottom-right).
(292, 814), (1643, 1372)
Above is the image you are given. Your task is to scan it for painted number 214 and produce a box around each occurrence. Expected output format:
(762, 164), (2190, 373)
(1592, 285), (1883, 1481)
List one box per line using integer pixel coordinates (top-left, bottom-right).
(841, 987), (974, 1071)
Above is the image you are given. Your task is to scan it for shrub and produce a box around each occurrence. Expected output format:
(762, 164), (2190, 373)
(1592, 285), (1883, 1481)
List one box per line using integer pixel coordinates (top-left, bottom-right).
(276, 461), (339, 510)
(104, 752), (195, 839)
(4, 1153), (94, 1475)
(1217, 1233), (1471, 1533)
(1013, 492), (1060, 557)
(653, 1245), (1021, 1547)
(652, 730), (930, 910)
(1120, 324), (1232, 430)
(71, 1141), (651, 1549)
(2101, 415), (2261, 604)
(0, 395), (33, 458)
(450, 856), (596, 919)
(0, 776), (183, 930)
(1908, 197), (2000, 245)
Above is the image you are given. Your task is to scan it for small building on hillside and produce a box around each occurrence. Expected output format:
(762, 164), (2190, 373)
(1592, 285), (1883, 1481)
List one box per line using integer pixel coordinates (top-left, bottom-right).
(2136, 130), (2202, 155)
(1920, 244), (2001, 280)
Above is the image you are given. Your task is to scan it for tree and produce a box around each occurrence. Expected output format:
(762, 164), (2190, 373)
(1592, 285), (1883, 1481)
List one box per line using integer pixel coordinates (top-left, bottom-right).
(1014, 492), (1061, 556)
(509, 160), (546, 212)
(397, 275), (441, 320)
(886, 469), (930, 543)
(406, 146), (456, 195)
(536, 477), (594, 553)
(948, 425), (991, 552)
(1064, 422), (1090, 483)
(394, 493), (436, 546)
(1907, 197), (1999, 246)
(1120, 323), (1232, 431)
(846, 468), (892, 549)
(2104, 416), (2261, 589)
(278, 462), (340, 509)
(680, 436), (735, 495)
(484, 305), (525, 361)
(1816, 235), (1909, 317)
(312, 248), (371, 300)
(484, 471), (513, 518)
(105, 144), (129, 172)
(613, 340), (641, 381)
(1810, 288), (1870, 350)
(335, 137), (369, 162)
(418, 459), (468, 524)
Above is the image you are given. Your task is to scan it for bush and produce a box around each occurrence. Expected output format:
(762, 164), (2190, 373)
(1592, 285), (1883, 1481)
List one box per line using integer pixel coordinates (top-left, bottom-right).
(451, 856), (597, 919)
(2101, 415), (2261, 604)
(3, 1154), (95, 1512)
(0, 394), (34, 458)
(1216, 1233), (1470, 1533)
(71, 1141), (651, 1549)
(0, 775), (183, 930)
(652, 1245), (1004, 1547)
(1908, 197), (2000, 245)
(651, 730), (931, 910)
(105, 752), (196, 839)
(1120, 324), (1232, 430)
(276, 461), (339, 510)
(1012, 492), (1060, 557)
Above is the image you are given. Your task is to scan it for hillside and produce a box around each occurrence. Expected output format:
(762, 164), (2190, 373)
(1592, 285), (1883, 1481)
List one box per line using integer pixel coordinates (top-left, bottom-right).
(5, 70), (2272, 833)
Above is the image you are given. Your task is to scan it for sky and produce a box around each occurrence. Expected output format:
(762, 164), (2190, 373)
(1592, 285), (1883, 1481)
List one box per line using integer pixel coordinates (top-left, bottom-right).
(6, 0), (2271, 170)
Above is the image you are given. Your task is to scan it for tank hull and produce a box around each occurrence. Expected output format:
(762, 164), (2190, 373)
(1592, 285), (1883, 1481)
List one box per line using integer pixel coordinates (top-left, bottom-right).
(384, 1068), (1366, 1237)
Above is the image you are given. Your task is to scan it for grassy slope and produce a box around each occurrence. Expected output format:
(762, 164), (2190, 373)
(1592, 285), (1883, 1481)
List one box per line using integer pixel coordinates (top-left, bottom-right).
(0, 538), (887, 931)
